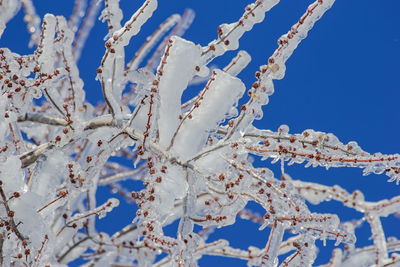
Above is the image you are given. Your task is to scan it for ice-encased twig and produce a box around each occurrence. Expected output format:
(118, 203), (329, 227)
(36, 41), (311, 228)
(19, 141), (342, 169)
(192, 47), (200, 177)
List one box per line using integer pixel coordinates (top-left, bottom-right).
(223, 50), (251, 77)
(223, 0), (336, 140)
(145, 9), (195, 71)
(56, 198), (119, 236)
(125, 13), (181, 74)
(72, 0), (102, 61)
(36, 14), (56, 74)
(260, 220), (285, 267)
(97, 0), (157, 117)
(0, 0), (21, 38)
(169, 69), (245, 159)
(21, 0), (41, 47)
(55, 16), (86, 123)
(201, 0), (280, 65)
(68, 0), (88, 33)
(242, 126), (400, 183)
(155, 36), (202, 149)
(0, 0), (398, 265)
(181, 50), (250, 112)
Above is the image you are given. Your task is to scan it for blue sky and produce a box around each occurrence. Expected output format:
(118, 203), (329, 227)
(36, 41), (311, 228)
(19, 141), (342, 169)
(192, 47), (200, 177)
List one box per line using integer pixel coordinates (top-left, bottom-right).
(1, 0), (399, 265)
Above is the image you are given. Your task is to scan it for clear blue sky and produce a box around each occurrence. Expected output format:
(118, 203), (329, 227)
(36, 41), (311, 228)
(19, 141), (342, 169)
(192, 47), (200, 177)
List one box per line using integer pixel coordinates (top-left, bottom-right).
(1, 0), (399, 265)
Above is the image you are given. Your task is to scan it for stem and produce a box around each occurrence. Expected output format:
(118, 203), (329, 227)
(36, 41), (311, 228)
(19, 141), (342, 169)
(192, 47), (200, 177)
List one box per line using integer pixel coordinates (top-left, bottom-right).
(0, 186), (26, 242)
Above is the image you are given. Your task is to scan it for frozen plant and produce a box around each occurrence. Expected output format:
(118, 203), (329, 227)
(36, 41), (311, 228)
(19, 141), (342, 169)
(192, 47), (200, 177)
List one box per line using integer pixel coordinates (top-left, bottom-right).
(0, 0), (399, 266)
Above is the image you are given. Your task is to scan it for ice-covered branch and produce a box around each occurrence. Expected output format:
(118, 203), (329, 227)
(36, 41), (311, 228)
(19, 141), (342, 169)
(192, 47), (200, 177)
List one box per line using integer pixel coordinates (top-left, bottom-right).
(242, 126), (400, 183)
(201, 0), (280, 64)
(97, 0), (157, 116)
(0, 0), (397, 266)
(223, 0), (335, 140)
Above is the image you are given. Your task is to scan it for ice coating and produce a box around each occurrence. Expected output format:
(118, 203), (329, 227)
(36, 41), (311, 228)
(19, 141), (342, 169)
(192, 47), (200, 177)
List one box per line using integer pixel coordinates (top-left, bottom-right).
(55, 16), (86, 122)
(72, 0), (102, 61)
(172, 69), (245, 159)
(157, 36), (202, 149)
(0, 0), (21, 38)
(125, 14), (181, 72)
(203, 0), (280, 62)
(98, 0), (158, 117)
(21, 0), (41, 47)
(267, 0), (336, 80)
(37, 14), (56, 74)
(0, 0), (397, 266)
(223, 50), (251, 77)
(146, 8), (195, 71)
